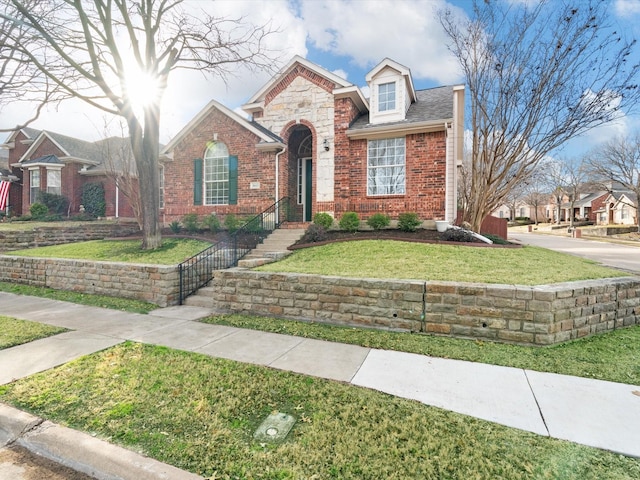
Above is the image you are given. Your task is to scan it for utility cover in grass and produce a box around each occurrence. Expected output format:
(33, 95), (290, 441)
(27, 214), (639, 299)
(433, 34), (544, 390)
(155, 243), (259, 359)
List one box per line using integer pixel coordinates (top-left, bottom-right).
(253, 412), (296, 443)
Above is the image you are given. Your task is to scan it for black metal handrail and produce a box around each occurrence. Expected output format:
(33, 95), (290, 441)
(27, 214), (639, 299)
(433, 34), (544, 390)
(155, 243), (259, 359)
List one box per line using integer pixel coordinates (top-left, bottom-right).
(178, 197), (292, 304)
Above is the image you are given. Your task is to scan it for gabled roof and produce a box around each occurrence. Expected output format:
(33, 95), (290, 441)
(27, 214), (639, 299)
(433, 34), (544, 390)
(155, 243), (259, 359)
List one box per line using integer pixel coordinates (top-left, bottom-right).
(161, 99), (284, 155)
(572, 191), (608, 208)
(347, 86), (456, 138)
(365, 57), (416, 103)
(18, 130), (102, 166)
(243, 55), (353, 109)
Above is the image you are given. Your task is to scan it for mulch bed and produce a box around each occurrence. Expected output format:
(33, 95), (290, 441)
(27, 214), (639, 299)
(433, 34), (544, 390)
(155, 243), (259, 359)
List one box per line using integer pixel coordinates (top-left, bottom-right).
(290, 228), (521, 250)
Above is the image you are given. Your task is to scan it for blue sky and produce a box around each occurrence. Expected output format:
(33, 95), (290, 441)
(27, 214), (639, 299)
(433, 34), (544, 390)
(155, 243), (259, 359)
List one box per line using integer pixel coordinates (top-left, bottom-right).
(3, 0), (640, 157)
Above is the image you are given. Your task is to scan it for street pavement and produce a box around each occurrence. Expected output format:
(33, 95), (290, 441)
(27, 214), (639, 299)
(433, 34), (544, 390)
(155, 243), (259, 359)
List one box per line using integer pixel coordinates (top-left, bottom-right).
(511, 231), (640, 274)
(1, 293), (639, 479)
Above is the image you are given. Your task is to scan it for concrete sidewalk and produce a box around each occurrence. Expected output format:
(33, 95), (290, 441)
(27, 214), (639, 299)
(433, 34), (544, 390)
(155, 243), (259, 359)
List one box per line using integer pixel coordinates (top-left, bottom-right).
(1, 293), (640, 479)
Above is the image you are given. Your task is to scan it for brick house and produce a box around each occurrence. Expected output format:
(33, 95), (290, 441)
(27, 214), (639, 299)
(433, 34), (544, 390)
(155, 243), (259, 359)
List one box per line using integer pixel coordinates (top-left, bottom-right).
(1, 127), (137, 219)
(160, 56), (465, 225)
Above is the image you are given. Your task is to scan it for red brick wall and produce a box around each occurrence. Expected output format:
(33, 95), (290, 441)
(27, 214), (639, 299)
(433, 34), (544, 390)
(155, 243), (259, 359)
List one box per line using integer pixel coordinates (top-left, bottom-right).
(162, 105), (278, 225)
(326, 128), (448, 221)
(590, 193), (608, 222)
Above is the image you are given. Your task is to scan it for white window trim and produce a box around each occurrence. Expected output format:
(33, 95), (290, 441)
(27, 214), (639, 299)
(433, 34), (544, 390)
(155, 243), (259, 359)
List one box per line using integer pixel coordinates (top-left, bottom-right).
(366, 137), (406, 196)
(204, 142), (230, 205)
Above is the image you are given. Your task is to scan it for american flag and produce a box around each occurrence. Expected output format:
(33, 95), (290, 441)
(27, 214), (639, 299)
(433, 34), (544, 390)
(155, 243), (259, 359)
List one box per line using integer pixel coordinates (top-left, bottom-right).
(0, 181), (10, 211)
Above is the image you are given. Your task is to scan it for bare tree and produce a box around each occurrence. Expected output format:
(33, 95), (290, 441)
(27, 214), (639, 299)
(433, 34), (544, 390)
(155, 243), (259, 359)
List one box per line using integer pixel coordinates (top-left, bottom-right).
(3, 0), (274, 249)
(587, 133), (640, 231)
(0, 1), (67, 131)
(522, 190), (548, 225)
(439, 0), (640, 232)
(548, 157), (590, 228)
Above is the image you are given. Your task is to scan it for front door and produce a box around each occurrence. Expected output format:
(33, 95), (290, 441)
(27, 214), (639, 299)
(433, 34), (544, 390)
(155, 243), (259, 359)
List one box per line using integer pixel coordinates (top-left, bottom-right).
(298, 157), (312, 222)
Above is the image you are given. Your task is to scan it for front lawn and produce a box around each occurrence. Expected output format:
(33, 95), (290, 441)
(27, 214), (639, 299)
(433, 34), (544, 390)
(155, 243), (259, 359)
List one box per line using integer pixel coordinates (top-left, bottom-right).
(256, 241), (623, 284)
(0, 316), (67, 349)
(1, 342), (638, 479)
(8, 238), (211, 264)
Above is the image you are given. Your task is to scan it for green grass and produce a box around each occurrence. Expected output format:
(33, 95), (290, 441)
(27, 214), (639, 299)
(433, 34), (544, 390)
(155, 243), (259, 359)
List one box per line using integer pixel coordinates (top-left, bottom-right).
(202, 315), (640, 385)
(257, 241), (623, 284)
(0, 220), (114, 231)
(1, 342), (638, 479)
(0, 282), (157, 314)
(8, 238), (211, 264)
(0, 316), (67, 349)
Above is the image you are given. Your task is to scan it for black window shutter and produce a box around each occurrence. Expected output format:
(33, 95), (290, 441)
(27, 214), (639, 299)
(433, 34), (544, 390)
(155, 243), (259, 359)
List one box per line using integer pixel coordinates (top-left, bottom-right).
(229, 155), (238, 205)
(193, 158), (203, 205)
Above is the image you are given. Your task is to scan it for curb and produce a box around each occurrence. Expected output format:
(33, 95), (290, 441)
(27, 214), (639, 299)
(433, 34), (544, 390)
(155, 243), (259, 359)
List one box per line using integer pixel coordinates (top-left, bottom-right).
(0, 403), (203, 480)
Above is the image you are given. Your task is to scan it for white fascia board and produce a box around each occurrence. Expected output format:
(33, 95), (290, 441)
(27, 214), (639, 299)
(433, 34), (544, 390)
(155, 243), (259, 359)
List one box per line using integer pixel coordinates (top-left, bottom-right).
(333, 86), (370, 112)
(255, 141), (286, 152)
(58, 156), (100, 166)
(346, 119), (450, 140)
(161, 99), (277, 154)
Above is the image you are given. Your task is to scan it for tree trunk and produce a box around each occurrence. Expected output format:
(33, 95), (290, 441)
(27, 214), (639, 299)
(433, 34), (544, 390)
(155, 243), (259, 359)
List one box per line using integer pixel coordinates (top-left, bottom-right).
(127, 106), (162, 250)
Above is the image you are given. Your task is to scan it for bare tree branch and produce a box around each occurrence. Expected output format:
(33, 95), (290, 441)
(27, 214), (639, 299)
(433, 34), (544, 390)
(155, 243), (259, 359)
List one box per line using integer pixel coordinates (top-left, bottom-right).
(439, 0), (640, 232)
(2, 0), (277, 248)
(586, 132), (640, 230)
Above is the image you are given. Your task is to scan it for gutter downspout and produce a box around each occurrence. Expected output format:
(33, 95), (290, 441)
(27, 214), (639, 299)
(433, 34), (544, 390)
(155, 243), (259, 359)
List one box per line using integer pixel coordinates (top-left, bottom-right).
(115, 181), (119, 218)
(275, 146), (287, 223)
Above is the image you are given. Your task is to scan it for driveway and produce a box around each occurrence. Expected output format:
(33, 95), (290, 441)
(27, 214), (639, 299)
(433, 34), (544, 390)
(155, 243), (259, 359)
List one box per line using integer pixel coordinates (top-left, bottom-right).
(510, 232), (640, 275)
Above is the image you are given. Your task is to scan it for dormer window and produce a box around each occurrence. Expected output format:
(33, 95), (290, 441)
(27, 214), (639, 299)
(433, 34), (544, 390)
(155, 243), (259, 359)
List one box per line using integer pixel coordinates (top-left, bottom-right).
(378, 82), (396, 112)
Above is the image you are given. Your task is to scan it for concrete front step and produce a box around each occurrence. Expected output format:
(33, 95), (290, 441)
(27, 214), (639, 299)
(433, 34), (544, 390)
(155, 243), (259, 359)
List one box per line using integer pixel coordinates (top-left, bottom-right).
(183, 294), (216, 308)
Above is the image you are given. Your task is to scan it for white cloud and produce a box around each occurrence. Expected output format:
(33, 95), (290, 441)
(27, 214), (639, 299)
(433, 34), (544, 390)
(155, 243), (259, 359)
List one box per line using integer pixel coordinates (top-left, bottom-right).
(614, 0), (640, 17)
(331, 69), (349, 81)
(299, 0), (464, 84)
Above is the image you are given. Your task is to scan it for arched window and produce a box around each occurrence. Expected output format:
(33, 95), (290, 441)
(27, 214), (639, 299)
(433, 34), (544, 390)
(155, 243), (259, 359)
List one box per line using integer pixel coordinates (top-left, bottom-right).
(204, 142), (229, 205)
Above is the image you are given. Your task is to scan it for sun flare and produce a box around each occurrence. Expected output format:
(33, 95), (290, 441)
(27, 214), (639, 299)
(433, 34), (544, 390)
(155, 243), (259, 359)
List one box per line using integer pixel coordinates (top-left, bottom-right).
(124, 68), (162, 110)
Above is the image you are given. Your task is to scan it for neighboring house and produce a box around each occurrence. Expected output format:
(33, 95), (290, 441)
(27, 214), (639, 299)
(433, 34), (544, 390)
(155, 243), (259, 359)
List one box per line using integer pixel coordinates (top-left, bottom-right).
(1, 127), (137, 219)
(556, 191), (609, 223)
(492, 203), (547, 222)
(597, 191), (638, 226)
(160, 56), (465, 224)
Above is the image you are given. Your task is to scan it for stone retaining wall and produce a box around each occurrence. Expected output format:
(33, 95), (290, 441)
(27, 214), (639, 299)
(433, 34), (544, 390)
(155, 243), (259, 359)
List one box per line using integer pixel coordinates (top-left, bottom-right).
(0, 255), (178, 307)
(0, 222), (140, 252)
(212, 270), (640, 346)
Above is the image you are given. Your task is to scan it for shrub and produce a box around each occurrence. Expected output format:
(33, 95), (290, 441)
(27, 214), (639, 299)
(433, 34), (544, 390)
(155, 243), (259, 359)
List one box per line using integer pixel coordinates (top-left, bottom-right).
(202, 213), (221, 233)
(81, 183), (106, 218)
(169, 220), (182, 234)
(441, 227), (477, 243)
(37, 192), (69, 216)
(398, 212), (421, 232)
(182, 213), (199, 233)
(313, 212), (334, 229)
(482, 233), (510, 245)
(339, 212), (360, 233)
(302, 224), (328, 243)
(244, 216), (264, 234)
(29, 203), (48, 220)
(224, 213), (241, 233)
(366, 213), (390, 231)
